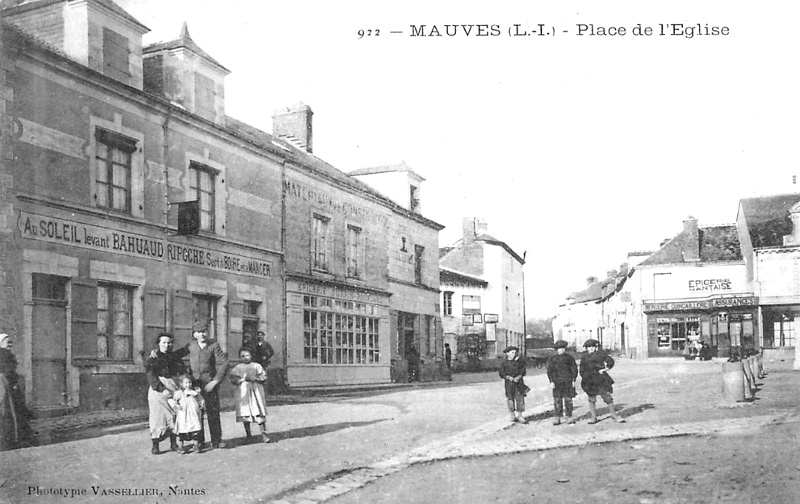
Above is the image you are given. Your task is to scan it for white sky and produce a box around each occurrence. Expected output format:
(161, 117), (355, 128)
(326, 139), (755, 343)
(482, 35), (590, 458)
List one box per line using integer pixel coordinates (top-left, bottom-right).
(117, 0), (799, 319)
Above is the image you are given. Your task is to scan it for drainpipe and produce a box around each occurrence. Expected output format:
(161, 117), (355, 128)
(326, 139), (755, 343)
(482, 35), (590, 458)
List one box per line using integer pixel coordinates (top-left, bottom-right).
(280, 159), (288, 389)
(161, 106), (172, 331)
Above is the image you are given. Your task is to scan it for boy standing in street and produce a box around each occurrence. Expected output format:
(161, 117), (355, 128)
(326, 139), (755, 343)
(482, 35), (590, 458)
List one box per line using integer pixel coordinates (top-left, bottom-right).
(499, 346), (528, 424)
(547, 340), (578, 425)
(579, 339), (624, 424)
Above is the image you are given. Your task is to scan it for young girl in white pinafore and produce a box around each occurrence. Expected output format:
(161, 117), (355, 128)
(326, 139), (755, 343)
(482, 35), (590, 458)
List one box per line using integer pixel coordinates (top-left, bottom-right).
(229, 348), (270, 443)
(173, 374), (205, 454)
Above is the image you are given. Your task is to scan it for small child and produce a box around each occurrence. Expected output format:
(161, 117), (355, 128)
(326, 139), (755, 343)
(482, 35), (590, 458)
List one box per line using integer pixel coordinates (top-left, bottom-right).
(229, 348), (270, 443)
(546, 340), (578, 425)
(499, 346), (529, 424)
(173, 374), (205, 454)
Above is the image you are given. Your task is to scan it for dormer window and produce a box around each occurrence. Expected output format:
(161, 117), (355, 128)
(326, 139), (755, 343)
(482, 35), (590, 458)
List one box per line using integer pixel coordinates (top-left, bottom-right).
(194, 73), (216, 122)
(409, 185), (420, 213)
(103, 28), (131, 83)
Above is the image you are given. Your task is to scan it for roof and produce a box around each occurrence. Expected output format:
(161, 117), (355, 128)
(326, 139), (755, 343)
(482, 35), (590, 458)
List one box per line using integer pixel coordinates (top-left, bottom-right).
(738, 193), (800, 248)
(348, 161), (426, 181)
(640, 224), (741, 266)
(224, 116), (444, 231)
(440, 267), (488, 288)
(475, 234), (525, 264)
(1, 0), (150, 33)
(570, 278), (613, 304)
(143, 22), (229, 73)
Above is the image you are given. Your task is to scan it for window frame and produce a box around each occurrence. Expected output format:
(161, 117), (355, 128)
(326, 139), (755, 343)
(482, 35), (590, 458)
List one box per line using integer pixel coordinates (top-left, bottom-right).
(414, 244), (424, 285)
(102, 27), (131, 83)
(189, 162), (217, 233)
(302, 294), (380, 365)
(346, 224), (364, 279)
(95, 129), (135, 214)
(312, 214), (330, 272)
(443, 291), (453, 316)
(96, 282), (134, 362)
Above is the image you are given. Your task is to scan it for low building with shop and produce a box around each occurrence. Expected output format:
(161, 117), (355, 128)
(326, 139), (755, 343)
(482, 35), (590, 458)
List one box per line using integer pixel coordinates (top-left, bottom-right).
(736, 193), (800, 365)
(439, 218), (526, 370)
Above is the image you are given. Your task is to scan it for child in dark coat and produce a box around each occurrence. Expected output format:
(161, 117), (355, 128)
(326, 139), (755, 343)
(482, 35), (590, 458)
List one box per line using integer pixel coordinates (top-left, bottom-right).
(499, 346), (529, 424)
(546, 340), (578, 425)
(579, 339), (624, 424)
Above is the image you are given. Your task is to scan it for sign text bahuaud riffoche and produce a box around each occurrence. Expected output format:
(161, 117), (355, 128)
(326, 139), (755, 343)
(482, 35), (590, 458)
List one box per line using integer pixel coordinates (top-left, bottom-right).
(17, 211), (271, 278)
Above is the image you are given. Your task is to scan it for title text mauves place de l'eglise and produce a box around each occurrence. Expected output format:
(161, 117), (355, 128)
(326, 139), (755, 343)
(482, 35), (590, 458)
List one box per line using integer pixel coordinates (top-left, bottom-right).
(17, 211), (271, 278)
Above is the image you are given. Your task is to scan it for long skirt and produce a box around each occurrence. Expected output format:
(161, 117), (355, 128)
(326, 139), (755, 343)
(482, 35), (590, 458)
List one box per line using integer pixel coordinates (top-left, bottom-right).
(0, 374), (19, 450)
(147, 376), (178, 440)
(235, 381), (267, 423)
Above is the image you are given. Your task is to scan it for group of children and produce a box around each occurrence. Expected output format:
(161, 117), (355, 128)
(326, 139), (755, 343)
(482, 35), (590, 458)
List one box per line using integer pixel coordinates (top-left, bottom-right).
(499, 339), (625, 425)
(167, 347), (271, 454)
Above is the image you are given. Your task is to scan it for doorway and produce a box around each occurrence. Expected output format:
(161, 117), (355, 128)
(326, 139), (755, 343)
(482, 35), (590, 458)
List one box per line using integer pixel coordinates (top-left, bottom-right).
(31, 274), (68, 409)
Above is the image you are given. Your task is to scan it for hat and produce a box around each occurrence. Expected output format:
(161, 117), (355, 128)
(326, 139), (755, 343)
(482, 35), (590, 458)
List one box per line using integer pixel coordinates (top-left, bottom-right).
(0, 333), (10, 347)
(582, 339), (600, 348)
(256, 330), (266, 336)
(191, 320), (208, 333)
(503, 346), (519, 353)
(554, 340), (568, 349)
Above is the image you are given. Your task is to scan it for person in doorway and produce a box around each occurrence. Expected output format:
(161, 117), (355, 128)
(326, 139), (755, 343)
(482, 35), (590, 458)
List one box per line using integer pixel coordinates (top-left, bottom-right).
(579, 339), (624, 424)
(174, 320), (229, 450)
(407, 346), (420, 382)
(444, 343), (452, 369)
(248, 330), (275, 370)
(144, 332), (184, 455)
(546, 340), (578, 425)
(0, 333), (32, 450)
(499, 346), (528, 424)
(229, 348), (271, 443)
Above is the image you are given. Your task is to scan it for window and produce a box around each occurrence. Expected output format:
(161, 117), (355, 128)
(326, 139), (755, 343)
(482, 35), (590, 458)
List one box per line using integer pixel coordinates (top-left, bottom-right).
(409, 185), (420, 213)
(766, 313), (795, 348)
(303, 295), (380, 364)
(313, 215), (329, 271)
(97, 284), (133, 361)
(192, 294), (217, 341)
(462, 295), (481, 314)
(32, 274), (67, 301)
(346, 225), (363, 278)
(443, 291), (453, 316)
(414, 244), (424, 285)
(189, 163), (216, 232)
(103, 28), (130, 82)
(194, 73), (216, 121)
(95, 129), (135, 213)
(242, 300), (261, 349)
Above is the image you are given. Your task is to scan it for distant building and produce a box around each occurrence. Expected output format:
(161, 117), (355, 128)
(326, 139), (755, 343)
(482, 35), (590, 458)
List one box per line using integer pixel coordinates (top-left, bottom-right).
(439, 218), (525, 367)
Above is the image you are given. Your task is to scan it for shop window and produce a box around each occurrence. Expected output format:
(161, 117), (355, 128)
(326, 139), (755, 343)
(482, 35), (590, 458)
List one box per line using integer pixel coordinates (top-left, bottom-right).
(313, 214), (330, 271)
(189, 163), (216, 232)
(97, 284), (133, 361)
(443, 291), (453, 316)
(192, 294), (217, 341)
(32, 274), (67, 301)
(95, 129), (135, 213)
(303, 295), (379, 364)
(346, 225), (363, 278)
(773, 314), (796, 347)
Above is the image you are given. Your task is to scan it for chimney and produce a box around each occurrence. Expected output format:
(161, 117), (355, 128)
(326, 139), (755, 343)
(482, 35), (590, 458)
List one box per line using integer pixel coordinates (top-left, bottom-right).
(475, 219), (488, 235)
(586, 276), (598, 287)
(462, 217), (477, 243)
(273, 103), (313, 153)
(682, 216), (700, 262)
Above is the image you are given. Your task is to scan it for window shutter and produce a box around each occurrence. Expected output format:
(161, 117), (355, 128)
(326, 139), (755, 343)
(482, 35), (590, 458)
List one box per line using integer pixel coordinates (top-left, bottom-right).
(389, 310), (398, 356)
(173, 290), (194, 349)
(228, 298), (244, 352)
(286, 307), (304, 365)
(144, 289), (167, 348)
(71, 277), (98, 363)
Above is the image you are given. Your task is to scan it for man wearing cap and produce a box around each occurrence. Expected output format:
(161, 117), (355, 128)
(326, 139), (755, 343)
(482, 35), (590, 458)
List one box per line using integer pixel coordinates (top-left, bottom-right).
(579, 339), (624, 424)
(249, 330), (275, 370)
(499, 346), (529, 424)
(178, 321), (229, 449)
(546, 340), (578, 425)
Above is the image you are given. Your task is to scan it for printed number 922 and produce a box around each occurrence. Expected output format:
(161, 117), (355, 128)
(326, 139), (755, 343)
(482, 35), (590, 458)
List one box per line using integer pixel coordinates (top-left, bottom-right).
(357, 29), (380, 38)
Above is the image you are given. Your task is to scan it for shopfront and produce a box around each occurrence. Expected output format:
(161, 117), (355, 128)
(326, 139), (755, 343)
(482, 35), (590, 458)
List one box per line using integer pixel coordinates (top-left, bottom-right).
(285, 277), (391, 386)
(644, 296), (758, 358)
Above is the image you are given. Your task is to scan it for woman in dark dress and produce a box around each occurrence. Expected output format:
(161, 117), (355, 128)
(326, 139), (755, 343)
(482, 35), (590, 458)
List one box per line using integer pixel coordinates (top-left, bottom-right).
(145, 333), (186, 454)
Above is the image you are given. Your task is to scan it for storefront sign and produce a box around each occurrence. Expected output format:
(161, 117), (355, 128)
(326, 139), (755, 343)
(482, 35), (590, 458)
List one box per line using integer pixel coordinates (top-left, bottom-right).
(644, 295), (757, 313)
(688, 279), (732, 292)
(17, 211), (272, 278)
(291, 280), (386, 304)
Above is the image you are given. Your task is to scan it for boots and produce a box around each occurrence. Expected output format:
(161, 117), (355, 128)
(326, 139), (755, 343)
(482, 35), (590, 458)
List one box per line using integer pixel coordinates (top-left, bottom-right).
(260, 423), (271, 443)
(609, 402), (626, 423)
(553, 416), (562, 426)
(151, 439), (160, 455)
(516, 412), (528, 424)
(169, 434), (179, 453)
(244, 422), (252, 440)
(587, 402), (598, 424)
